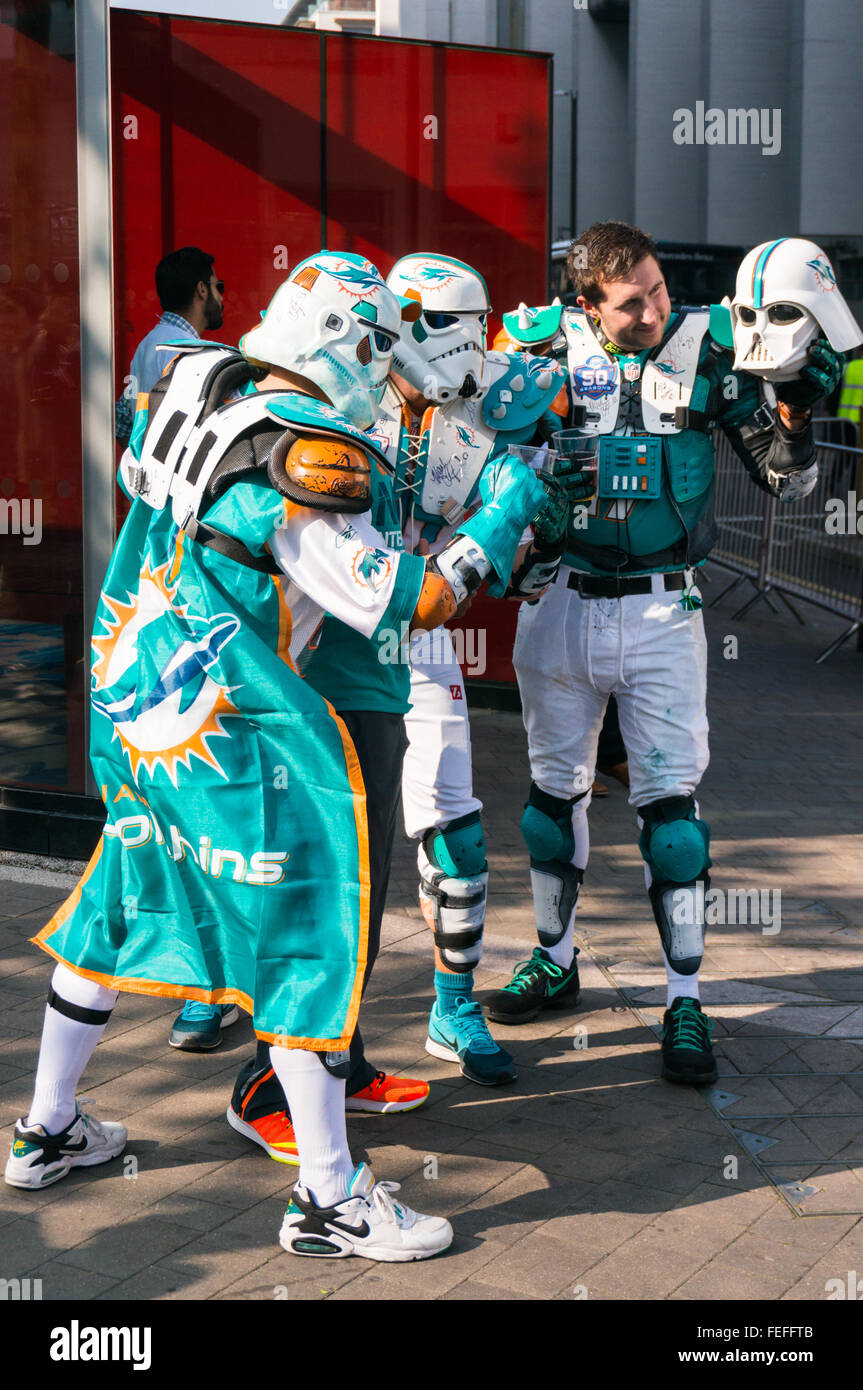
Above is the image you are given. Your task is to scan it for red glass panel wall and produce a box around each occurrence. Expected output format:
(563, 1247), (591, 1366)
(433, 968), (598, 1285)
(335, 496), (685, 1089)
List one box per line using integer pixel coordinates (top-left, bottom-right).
(0, 4), (85, 793)
(325, 36), (549, 343)
(111, 16), (550, 686)
(111, 15), (324, 408)
(323, 36), (549, 685)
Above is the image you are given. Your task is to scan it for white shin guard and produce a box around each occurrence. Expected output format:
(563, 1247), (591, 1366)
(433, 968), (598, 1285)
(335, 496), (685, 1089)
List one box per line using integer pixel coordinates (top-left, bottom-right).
(417, 839), (487, 971)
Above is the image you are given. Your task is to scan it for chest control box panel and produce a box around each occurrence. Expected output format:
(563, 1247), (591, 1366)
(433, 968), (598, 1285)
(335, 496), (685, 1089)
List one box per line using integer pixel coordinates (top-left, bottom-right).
(597, 436), (664, 500)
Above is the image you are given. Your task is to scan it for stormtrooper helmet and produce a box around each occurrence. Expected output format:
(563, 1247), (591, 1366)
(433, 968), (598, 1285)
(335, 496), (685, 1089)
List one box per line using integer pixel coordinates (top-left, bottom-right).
(386, 253), (491, 403)
(241, 251), (420, 430)
(728, 238), (863, 381)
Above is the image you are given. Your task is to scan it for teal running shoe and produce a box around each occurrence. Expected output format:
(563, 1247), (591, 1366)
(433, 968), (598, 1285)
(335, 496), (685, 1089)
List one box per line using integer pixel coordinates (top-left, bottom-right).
(425, 998), (516, 1086)
(169, 1001), (240, 1051)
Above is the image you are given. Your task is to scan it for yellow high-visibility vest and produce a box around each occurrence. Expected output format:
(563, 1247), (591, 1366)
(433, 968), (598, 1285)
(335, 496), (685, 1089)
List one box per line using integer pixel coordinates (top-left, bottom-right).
(838, 357), (863, 424)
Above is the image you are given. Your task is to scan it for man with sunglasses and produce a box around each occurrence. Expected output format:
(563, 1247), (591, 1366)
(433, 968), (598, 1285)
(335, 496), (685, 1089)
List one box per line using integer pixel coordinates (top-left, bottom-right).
(115, 246), (225, 444)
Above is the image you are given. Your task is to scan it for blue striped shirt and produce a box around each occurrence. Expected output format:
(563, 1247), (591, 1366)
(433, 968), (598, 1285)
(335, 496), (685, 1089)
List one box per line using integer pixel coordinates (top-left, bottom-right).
(115, 312), (198, 441)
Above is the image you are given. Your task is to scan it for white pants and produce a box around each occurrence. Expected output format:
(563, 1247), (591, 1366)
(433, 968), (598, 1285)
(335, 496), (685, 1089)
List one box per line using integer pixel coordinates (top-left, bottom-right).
(513, 568), (709, 809)
(402, 625), (482, 840)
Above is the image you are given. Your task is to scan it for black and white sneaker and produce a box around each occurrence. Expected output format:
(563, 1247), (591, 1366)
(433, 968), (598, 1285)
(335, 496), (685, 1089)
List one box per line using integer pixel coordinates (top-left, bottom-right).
(483, 947), (581, 1024)
(279, 1162), (453, 1262)
(5, 1109), (127, 1189)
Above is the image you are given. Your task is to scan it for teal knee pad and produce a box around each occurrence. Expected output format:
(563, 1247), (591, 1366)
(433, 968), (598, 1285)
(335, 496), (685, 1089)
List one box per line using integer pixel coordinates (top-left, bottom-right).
(639, 796), (711, 975)
(421, 812), (488, 971)
(520, 782), (584, 947)
(520, 783), (576, 864)
(639, 795), (711, 884)
(427, 811), (487, 878)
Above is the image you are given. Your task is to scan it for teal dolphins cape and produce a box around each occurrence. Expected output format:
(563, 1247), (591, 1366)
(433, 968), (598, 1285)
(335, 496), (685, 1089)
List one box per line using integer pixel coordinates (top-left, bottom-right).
(36, 476), (369, 1051)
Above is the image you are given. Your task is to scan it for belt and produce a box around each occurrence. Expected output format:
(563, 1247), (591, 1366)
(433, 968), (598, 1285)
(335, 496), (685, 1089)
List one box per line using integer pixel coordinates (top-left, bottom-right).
(566, 569), (687, 599)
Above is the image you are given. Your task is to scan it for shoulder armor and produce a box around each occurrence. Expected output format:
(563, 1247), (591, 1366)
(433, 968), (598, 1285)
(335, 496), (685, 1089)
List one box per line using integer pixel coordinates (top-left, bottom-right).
(157, 338), (237, 359)
(709, 301), (734, 351)
(122, 345), (255, 510)
(562, 305), (590, 333)
(266, 394), (391, 472)
(267, 431), (371, 514)
(501, 302), (564, 349)
(481, 351), (566, 430)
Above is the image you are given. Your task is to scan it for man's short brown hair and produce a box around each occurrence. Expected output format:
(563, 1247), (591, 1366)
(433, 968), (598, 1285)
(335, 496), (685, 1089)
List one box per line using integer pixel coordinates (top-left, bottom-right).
(567, 221), (660, 304)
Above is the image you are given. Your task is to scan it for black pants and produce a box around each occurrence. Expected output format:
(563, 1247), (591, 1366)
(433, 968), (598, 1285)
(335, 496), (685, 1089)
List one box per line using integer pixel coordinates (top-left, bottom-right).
(231, 708), (407, 1120)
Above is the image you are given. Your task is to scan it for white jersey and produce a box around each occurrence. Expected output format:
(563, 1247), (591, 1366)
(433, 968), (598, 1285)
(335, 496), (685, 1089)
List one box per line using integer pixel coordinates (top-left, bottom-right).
(270, 507), (419, 661)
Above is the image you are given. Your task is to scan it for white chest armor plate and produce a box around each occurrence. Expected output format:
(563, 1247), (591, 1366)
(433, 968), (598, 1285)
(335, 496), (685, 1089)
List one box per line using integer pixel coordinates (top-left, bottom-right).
(563, 308), (710, 435)
(419, 395), (496, 526)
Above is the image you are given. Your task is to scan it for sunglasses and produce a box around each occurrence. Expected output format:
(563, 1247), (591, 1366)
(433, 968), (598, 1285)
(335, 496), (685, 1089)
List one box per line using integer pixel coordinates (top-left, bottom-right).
(213, 279), (225, 294)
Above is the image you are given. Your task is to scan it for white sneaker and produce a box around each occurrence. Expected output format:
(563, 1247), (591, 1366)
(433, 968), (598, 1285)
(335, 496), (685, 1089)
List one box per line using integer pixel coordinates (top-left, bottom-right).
(279, 1162), (453, 1262)
(4, 1110), (127, 1189)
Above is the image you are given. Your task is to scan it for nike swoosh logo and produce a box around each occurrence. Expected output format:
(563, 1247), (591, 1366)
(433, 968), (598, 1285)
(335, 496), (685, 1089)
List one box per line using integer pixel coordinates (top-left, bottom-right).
(547, 975), (573, 996)
(327, 1217), (370, 1240)
(55, 1137), (89, 1154)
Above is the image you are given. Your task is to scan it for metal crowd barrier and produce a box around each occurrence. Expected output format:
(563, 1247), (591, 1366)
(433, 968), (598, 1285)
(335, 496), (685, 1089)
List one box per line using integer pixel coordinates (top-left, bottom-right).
(710, 430), (863, 662)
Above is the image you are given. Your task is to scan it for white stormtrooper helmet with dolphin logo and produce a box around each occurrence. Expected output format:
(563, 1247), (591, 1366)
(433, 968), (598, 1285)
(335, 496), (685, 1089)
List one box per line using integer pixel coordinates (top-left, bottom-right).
(386, 253), (491, 403)
(241, 252), (419, 430)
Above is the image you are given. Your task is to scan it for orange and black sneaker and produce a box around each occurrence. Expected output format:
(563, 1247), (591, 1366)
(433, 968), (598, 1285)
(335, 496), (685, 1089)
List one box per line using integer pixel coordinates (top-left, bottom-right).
(226, 1104), (299, 1164)
(345, 1070), (429, 1114)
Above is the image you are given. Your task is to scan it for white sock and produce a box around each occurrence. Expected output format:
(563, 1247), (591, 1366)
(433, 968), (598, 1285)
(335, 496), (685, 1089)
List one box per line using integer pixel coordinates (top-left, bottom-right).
(541, 801), (590, 969)
(544, 923), (575, 969)
(27, 964), (119, 1134)
(268, 1046), (354, 1208)
(662, 949), (700, 1008)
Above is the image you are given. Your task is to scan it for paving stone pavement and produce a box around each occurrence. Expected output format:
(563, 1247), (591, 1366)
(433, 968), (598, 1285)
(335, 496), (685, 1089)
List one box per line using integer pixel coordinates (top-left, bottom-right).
(1, 561), (862, 1301)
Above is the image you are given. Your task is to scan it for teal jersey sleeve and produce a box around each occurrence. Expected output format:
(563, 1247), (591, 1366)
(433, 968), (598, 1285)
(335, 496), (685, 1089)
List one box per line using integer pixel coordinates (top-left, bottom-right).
(200, 476), (285, 555)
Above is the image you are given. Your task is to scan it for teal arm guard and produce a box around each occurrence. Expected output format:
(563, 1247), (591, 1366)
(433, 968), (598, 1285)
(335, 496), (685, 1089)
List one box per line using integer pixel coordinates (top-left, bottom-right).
(455, 452), (546, 597)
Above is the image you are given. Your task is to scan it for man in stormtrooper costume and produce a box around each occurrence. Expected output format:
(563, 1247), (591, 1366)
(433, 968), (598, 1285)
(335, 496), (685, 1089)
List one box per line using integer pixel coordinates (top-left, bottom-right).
(484, 225), (861, 1084)
(369, 253), (576, 1085)
(5, 252), (549, 1261)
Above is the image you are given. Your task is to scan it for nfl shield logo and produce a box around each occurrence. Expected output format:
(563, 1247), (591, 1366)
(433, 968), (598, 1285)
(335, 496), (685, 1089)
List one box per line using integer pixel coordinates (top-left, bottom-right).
(623, 359), (641, 382)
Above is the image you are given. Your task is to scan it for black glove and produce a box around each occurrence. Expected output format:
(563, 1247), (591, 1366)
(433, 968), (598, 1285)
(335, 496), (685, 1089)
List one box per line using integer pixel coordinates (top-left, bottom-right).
(773, 337), (844, 411)
(532, 455), (597, 551)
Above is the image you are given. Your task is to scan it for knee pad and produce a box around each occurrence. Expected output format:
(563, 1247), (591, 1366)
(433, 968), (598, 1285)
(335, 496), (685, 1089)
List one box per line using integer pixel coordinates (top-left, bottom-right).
(639, 795), (711, 975)
(429, 811), (487, 878)
(520, 782), (585, 947)
(419, 812), (488, 971)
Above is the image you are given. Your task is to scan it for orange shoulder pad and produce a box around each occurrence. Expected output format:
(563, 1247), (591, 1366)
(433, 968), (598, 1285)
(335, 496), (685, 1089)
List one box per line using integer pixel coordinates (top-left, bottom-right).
(548, 384), (569, 417)
(285, 433), (371, 505)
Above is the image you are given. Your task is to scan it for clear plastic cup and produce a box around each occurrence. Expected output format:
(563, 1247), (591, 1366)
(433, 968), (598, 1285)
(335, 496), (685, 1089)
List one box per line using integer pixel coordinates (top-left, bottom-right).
(551, 430), (598, 500)
(507, 443), (558, 474)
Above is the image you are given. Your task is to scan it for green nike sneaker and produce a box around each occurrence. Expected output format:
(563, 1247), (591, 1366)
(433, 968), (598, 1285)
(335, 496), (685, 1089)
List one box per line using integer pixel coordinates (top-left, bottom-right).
(482, 947), (581, 1024)
(661, 996), (717, 1085)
